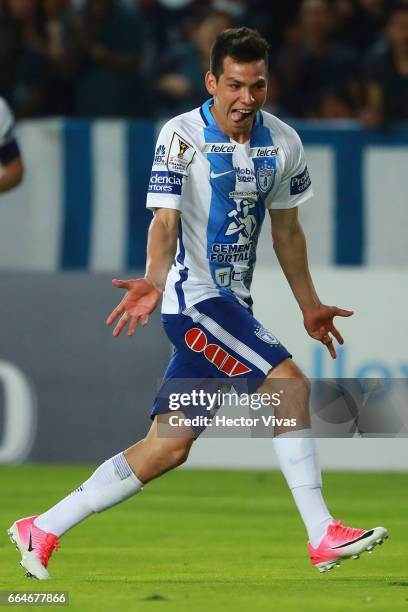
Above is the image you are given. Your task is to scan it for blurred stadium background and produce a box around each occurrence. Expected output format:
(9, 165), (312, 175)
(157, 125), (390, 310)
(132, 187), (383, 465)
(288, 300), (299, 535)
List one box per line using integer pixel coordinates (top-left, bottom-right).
(0, 4), (407, 469)
(0, 1), (407, 609)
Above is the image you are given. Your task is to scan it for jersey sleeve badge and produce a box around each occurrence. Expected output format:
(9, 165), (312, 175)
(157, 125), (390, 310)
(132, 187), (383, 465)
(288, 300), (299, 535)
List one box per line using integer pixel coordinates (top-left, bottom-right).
(290, 166), (311, 195)
(166, 132), (196, 176)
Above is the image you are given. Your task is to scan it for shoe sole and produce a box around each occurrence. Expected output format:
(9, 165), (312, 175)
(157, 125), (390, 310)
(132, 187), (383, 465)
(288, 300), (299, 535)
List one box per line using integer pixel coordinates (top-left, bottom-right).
(7, 523), (50, 580)
(315, 527), (389, 573)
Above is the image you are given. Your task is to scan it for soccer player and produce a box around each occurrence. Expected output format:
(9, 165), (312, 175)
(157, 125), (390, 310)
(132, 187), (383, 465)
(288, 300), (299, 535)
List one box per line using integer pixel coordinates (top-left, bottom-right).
(8, 28), (387, 580)
(0, 97), (23, 194)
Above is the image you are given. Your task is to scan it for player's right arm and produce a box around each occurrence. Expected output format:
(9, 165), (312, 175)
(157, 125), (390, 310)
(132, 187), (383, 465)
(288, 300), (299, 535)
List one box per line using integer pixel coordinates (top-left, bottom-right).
(107, 117), (194, 338)
(106, 208), (179, 337)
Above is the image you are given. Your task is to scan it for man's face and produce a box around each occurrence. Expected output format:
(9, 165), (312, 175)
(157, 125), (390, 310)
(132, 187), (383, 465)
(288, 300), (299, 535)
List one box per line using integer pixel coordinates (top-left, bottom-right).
(205, 56), (268, 140)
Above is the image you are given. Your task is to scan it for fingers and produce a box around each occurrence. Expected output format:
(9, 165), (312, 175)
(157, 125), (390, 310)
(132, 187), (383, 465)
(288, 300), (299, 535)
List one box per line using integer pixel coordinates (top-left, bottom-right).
(106, 302), (125, 326)
(326, 341), (336, 359)
(127, 314), (140, 336)
(330, 325), (344, 345)
(113, 311), (130, 337)
(107, 280), (130, 326)
(111, 278), (129, 289)
(110, 311), (150, 337)
(333, 307), (354, 318)
(128, 313), (149, 335)
(322, 335), (336, 359)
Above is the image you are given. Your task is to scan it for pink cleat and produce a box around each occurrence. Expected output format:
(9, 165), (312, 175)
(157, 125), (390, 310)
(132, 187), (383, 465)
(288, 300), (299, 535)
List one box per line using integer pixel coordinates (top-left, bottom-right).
(7, 516), (59, 580)
(308, 520), (388, 573)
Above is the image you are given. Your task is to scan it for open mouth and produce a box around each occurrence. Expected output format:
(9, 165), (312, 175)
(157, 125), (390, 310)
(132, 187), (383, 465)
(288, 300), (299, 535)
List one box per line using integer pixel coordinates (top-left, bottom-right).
(231, 109), (254, 123)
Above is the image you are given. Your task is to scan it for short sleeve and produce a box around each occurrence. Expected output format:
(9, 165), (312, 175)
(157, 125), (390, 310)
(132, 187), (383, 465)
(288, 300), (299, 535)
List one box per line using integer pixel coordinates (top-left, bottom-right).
(0, 98), (20, 164)
(0, 98), (15, 147)
(266, 128), (313, 210)
(146, 120), (196, 213)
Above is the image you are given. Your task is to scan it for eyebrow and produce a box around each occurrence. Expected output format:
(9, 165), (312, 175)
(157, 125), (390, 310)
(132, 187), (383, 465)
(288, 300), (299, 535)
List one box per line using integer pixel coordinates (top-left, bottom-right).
(225, 77), (266, 85)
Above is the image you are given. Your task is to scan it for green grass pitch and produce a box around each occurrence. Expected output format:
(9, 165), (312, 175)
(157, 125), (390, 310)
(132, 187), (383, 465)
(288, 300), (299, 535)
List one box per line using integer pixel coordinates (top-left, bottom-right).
(0, 467), (407, 612)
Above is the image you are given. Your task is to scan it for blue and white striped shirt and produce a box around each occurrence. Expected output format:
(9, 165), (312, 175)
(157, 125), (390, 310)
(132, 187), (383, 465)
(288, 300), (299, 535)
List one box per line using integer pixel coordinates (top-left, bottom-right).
(146, 99), (313, 314)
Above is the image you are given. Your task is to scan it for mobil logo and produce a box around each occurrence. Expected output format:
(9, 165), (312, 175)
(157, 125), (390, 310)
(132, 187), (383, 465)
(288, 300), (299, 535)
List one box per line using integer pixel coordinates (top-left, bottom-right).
(185, 328), (252, 376)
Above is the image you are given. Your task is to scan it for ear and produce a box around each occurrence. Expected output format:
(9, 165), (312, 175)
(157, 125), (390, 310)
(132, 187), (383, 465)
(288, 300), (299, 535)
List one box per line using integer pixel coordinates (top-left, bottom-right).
(205, 71), (217, 96)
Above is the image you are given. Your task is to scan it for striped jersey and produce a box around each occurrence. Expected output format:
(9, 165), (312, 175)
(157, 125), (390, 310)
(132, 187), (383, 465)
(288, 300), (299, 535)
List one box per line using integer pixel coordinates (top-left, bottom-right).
(146, 98), (313, 314)
(0, 97), (19, 165)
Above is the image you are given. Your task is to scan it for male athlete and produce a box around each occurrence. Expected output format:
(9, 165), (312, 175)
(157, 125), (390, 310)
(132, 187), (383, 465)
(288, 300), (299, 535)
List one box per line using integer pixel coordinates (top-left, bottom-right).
(8, 28), (387, 579)
(0, 97), (23, 194)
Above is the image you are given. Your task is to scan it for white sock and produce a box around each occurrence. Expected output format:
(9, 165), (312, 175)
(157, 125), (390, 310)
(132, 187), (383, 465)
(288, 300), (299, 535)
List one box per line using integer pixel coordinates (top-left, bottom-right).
(34, 452), (143, 537)
(273, 429), (333, 547)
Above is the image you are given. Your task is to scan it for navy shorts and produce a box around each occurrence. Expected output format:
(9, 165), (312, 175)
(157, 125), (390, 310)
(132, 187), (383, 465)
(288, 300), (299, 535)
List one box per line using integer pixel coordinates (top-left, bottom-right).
(151, 297), (291, 425)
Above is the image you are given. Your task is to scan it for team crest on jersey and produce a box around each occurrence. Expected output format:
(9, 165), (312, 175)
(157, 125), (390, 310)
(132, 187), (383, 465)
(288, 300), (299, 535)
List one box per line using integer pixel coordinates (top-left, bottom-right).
(254, 325), (280, 345)
(167, 132), (195, 176)
(256, 161), (275, 194)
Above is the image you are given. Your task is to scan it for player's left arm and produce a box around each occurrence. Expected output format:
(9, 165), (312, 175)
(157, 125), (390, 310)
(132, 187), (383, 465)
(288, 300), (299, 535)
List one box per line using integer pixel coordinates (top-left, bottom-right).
(0, 156), (24, 194)
(270, 207), (353, 359)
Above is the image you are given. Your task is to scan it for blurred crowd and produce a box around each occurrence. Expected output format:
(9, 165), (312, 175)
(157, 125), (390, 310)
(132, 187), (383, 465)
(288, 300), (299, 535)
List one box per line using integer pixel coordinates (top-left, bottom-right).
(0, 0), (407, 126)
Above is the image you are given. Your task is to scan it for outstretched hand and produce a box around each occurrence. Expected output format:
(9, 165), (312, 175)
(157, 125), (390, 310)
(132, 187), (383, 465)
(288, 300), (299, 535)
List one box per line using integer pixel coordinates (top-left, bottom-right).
(303, 304), (354, 359)
(106, 278), (162, 337)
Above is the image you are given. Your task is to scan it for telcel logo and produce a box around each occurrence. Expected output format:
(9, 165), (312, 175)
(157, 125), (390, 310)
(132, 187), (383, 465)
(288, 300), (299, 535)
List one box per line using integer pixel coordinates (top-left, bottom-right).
(204, 143), (236, 154)
(250, 146), (279, 158)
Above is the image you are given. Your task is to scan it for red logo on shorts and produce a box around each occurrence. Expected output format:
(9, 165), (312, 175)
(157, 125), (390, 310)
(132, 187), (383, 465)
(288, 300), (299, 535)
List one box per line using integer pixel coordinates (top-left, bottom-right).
(185, 328), (252, 376)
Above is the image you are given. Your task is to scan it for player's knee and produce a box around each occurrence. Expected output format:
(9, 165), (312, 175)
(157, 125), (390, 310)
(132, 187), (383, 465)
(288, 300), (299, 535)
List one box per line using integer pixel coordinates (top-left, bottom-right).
(168, 445), (190, 468)
(268, 361), (311, 400)
(285, 371), (310, 413)
(150, 440), (190, 470)
(295, 372), (311, 402)
(265, 362), (311, 423)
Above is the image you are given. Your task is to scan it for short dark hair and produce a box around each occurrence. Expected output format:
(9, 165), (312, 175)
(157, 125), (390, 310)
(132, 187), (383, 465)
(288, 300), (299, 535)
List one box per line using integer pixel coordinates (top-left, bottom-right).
(210, 27), (269, 80)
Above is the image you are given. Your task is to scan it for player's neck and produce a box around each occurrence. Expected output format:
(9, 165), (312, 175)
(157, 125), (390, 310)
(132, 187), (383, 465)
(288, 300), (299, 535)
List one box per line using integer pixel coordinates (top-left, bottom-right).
(210, 104), (253, 144)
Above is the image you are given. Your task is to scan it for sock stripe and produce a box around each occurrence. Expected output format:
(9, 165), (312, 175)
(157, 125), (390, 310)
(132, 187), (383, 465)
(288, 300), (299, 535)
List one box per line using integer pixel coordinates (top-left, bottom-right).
(112, 452), (132, 480)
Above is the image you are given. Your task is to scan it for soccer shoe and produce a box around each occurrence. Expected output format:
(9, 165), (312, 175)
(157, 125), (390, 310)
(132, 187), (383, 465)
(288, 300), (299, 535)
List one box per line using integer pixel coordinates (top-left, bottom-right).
(7, 515), (59, 580)
(308, 519), (388, 573)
